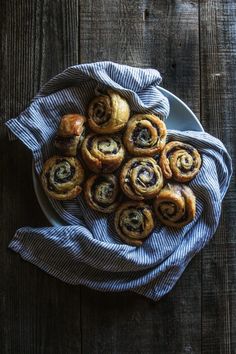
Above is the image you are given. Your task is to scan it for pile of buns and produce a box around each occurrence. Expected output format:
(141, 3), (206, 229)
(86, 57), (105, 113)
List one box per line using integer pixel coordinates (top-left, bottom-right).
(41, 90), (202, 246)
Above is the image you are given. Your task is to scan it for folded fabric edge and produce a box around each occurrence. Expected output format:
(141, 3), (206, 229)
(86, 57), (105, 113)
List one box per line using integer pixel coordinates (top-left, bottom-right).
(9, 234), (163, 301)
(9, 234), (199, 302)
(8, 229), (204, 302)
(5, 119), (39, 152)
(35, 61), (163, 99)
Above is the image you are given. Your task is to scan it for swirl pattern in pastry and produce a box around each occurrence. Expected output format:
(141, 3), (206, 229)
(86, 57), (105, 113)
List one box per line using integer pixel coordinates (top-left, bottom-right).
(154, 183), (196, 227)
(84, 174), (121, 213)
(159, 141), (202, 182)
(82, 133), (125, 173)
(115, 201), (155, 246)
(123, 113), (167, 156)
(41, 156), (84, 200)
(88, 90), (130, 134)
(120, 157), (163, 200)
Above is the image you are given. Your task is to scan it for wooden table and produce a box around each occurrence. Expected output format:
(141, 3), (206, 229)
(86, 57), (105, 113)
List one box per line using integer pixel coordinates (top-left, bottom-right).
(1, 1), (235, 353)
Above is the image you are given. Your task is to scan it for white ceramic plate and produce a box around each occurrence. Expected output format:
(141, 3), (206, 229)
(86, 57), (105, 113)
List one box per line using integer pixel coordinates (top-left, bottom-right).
(32, 87), (204, 226)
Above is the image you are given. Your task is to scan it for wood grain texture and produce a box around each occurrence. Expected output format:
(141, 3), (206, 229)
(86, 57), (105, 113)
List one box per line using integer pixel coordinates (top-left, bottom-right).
(80, 260), (201, 354)
(0, 1), (82, 353)
(80, 1), (201, 353)
(0, 0), (79, 124)
(80, 0), (200, 116)
(200, 1), (236, 353)
(1, 0), (236, 353)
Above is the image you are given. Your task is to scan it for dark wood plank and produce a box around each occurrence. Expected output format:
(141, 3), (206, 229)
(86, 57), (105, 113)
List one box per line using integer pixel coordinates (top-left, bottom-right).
(0, 1), (82, 353)
(80, 0), (200, 117)
(200, 1), (236, 353)
(0, 0), (80, 125)
(80, 1), (201, 353)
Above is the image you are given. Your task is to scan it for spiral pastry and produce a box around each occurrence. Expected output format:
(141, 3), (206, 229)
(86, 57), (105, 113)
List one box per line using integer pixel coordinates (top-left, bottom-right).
(54, 114), (86, 156)
(115, 201), (154, 246)
(41, 156), (84, 200)
(123, 114), (167, 156)
(159, 141), (202, 182)
(120, 157), (163, 200)
(88, 90), (130, 134)
(82, 133), (125, 173)
(84, 174), (122, 213)
(153, 183), (196, 228)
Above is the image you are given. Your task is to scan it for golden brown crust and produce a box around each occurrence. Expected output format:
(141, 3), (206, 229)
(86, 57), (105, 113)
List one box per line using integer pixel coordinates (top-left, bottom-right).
(153, 183), (196, 227)
(41, 156), (84, 200)
(114, 201), (154, 246)
(58, 114), (86, 137)
(159, 141), (202, 182)
(84, 174), (122, 213)
(120, 157), (163, 200)
(123, 114), (167, 156)
(81, 133), (125, 173)
(54, 114), (86, 156)
(88, 90), (130, 134)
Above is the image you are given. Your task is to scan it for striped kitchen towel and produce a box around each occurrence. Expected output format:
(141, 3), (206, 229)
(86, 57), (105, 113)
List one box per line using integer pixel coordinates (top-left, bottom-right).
(6, 62), (232, 301)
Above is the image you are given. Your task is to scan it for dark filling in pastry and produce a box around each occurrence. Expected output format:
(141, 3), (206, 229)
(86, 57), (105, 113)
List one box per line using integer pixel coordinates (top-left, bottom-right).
(131, 120), (160, 148)
(158, 202), (177, 219)
(91, 176), (116, 207)
(126, 162), (158, 191)
(166, 145), (195, 159)
(97, 139), (119, 154)
(131, 161), (140, 169)
(145, 161), (154, 168)
(132, 126), (151, 147)
(53, 160), (75, 183)
(125, 225), (143, 232)
(158, 200), (189, 223)
(179, 164), (195, 173)
(113, 138), (121, 149)
(87, 136), (94, 150)
(87, 137), (120, 155)
(137, 168), (157, 187)
(121, 208), (145, 232)
(45, 160), (76, 193)
(54, 168), (75, 183)
(166, 145), (198, 174)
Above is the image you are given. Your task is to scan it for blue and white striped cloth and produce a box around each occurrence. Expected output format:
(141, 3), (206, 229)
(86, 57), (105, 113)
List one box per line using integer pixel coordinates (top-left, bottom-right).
(6, 62), (232, 300)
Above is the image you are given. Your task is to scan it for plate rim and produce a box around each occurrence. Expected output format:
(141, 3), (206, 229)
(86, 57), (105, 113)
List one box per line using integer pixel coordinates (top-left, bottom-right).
(32, 86), (204, 226)
(159, 87), (204, 131)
